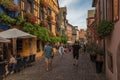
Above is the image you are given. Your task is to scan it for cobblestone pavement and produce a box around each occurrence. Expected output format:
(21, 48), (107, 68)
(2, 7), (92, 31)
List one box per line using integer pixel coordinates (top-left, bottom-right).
(4, 53), (106, 80)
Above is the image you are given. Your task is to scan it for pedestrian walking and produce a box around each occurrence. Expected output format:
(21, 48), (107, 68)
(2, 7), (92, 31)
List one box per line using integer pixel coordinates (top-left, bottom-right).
(58, 43), (64, 60)
(44, 43), (53, 71)
(83, 44), (86, 54)
(72, 41), (81, 66)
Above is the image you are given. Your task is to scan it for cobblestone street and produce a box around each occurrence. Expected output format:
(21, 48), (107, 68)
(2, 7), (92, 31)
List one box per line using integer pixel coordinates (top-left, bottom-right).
(4, 53), (106, 80)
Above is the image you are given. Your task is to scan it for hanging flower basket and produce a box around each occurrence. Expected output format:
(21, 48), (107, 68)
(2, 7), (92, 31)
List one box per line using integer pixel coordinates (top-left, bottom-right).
(96, 20), (114, 39)
(24, 13), (37, 24)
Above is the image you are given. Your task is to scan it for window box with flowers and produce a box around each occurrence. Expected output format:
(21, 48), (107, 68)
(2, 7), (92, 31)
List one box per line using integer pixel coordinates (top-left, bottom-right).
(47, 15), (53, 21)
(40, 20), (49, 27)
(40, 0), (48, 8)
(0, 0), (19, 12)
(24, 13), (37, 24)
(56, 32), (61, 37)
(96, 20), (114, 39)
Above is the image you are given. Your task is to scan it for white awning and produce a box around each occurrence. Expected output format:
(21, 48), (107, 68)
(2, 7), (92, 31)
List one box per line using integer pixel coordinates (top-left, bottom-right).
(67, 41), (73, 44)
(0, 28), (36, 38)
(0, 37), (10, 43)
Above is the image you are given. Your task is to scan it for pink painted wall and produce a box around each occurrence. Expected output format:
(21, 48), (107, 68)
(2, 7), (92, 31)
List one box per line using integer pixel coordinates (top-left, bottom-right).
(105, 0), (120, 80)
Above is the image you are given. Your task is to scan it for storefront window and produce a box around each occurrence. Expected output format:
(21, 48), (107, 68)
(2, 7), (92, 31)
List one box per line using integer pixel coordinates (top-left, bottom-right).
(17, 39), (23, 53)
(36, 40), (41, 52)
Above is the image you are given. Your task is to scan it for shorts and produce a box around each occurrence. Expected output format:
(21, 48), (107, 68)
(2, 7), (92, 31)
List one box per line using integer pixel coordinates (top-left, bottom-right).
(45, 57), (52, 64)
(73, 53), (79, 60)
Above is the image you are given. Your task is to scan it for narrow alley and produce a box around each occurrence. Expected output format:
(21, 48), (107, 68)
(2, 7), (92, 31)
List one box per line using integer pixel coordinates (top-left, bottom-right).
(5, 53), (106, 80)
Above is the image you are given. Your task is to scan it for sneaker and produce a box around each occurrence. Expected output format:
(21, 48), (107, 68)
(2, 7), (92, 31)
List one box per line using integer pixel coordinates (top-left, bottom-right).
(5, 71), (9, 75)
(10, 71), (14, 74)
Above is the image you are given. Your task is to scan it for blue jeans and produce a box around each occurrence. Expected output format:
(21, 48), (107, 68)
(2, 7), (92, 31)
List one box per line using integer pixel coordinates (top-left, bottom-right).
(9, 63), (16, 72)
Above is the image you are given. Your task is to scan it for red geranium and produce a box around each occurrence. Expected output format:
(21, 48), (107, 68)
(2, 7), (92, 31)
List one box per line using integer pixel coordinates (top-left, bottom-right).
(24, 13), (37, 24)
(40, 21), (49, 27)
(50, 32), (55, 37)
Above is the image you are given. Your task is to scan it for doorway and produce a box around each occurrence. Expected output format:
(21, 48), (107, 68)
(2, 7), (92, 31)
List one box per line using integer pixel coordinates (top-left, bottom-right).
(117, 43), (120, 80)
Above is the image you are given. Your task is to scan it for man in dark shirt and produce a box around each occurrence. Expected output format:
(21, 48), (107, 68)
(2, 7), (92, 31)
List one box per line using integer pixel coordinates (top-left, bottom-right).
(72, 42), (81, 66)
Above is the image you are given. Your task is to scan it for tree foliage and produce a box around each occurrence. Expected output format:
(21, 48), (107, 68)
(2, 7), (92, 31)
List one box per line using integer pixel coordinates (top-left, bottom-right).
(61, 34), (68, 44)
(50, 36), (61, 44)
(23, 23), (50, 42)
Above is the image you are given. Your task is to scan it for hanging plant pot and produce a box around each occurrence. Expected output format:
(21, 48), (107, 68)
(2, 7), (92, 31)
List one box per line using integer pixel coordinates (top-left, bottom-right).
(96, 20), (114, 39)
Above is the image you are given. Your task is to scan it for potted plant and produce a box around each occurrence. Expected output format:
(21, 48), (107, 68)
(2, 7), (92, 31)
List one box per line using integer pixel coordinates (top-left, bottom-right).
(96, 20), (114, 39)
(95, 47), (104, 73)
(88, 45), (97, 62)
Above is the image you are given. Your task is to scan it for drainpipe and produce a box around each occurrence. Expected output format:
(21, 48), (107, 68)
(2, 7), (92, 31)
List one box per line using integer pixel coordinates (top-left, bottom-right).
(103, 0), (106, 73)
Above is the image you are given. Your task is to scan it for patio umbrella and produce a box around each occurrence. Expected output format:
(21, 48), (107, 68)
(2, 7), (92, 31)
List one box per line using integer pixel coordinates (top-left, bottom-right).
(67, 41), (73, 44)
(0, 37), (10, 43)
(0, 28), (36, 55)
(0, 28), (36, 38)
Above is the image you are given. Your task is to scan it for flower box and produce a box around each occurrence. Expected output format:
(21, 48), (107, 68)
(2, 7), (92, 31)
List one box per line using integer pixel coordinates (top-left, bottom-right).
(47, 15), (53, 21)
(24, 13), (37, 24)
(50, 32), (55, 37)
(0, 0), (19, 12)
(40, 21), (49, 27)
(40, 0), (48, 8)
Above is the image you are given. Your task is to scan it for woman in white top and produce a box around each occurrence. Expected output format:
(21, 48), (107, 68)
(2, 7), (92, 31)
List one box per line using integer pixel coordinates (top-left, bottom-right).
(58, 44), (64, 59)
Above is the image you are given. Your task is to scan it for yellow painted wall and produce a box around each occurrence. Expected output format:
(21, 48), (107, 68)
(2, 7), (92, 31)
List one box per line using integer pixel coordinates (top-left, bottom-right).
(20, 38), (37, 57)
(36, 42), (44, 57)
(51, 11), (56, 35)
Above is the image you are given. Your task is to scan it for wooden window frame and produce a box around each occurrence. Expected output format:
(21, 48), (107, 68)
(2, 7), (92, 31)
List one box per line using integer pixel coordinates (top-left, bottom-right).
(113, 0), (119, 22)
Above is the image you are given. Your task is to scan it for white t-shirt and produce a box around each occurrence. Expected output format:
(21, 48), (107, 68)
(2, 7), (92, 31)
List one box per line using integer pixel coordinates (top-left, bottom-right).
(9, 57), (17, 64)
(59, 46), (64, 54)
